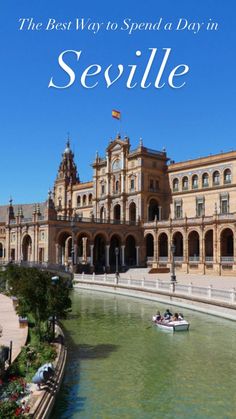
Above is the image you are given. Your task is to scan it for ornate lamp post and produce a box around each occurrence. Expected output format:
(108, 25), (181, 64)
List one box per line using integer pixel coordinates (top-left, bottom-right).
(51, 275), (59, 340)
(170, 243), (176, 291)
(115, 247), (119, 284)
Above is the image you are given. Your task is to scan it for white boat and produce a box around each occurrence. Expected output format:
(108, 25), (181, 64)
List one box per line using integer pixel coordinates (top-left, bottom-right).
(152, 316), (190, 332)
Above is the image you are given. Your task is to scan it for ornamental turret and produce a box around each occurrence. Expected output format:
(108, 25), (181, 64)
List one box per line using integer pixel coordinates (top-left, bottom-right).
(57, 140), (79, 185)
(54, 138), (80, 216)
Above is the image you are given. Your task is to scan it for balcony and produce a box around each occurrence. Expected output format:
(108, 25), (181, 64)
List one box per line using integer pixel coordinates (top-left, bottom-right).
(221, 256), (234, 264)
(189, 256), (200, 263)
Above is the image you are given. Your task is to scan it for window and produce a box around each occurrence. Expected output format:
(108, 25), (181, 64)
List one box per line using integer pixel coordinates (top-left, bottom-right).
(149, 179), (154, 190)
(130, 178), (135, 191)
(149, 179), (159, 192)
(202, 173), (209, 188)
(112, 159), (121, 171)
(173, 178), (179, 192)
(77, 196), (81, 207)
(89, 194), (93, 204)
(196, 197), (205, 217)
(115, 180), (119, 193)
(174, 200), (183, 219)
(192, 175), (198, 189)
(182, 176), (189, 190)
(83, 195), (87, 206)
(101, 184), (105, 195)
(213, 171), (220, 185)
(220, 193), (229, 214)
(224, 169), (232, 184)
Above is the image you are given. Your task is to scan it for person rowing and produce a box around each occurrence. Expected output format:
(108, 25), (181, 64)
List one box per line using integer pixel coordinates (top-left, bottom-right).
(163, 309), (173, 320)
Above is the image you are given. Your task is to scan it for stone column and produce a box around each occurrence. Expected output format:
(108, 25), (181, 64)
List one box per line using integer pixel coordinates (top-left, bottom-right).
(62, 246), (65, 265)
(136, 246), (140, 266)
(90, 244), (94, 267)
(121, 245), (125, 267)
(82, 237), (88, 263)
(74, 243), (78, 265)
(105, 245), (110, 268)
(56, 243), (59, 264)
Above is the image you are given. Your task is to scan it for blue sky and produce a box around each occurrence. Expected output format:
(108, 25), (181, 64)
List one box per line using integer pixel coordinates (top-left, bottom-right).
(0, 0), (235, 204)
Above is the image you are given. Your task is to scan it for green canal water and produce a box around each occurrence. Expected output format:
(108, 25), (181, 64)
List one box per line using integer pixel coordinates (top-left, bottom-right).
(52, 289), (236, 419)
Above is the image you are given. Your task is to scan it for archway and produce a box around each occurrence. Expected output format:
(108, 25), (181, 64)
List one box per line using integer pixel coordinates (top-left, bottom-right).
(109, 234), (121, 268)
(77, 233), (90, 264)
(148, 199), (159, 221)
(173, 232), (183, 258)
(188, 231), (200, 260)
(114, 204), (121, 221)
(125, 235), (136, 266)
(93, 234), (106, 271)
(205, 230), (213, 260)
(221, 228), (233, 259)
(146, 234), (154, 258)
(22, 235), (32, 262)
(57, 232), (72, 265)
(158, 233), (168, 260)
(129, 202), (136, 223)
(0, 243), (3, 258)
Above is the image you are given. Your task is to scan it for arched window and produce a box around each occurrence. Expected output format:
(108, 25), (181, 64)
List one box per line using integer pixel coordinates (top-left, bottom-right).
(114, 204), (121, 221)
(182, 176), (189, 190)
(173, 178), (179, 192)
(202, 173), (209, 187)
(83, 195), (87, 206)
(101, 183), (105, 195)
(115, 180), (120, 193)
(130, 177), (135, 192)
(77, 196), (81, 207)
(129, 202), (136, 222)
(88, 193), (93, 205)
(213, 171), (220, 186)
(224, 169), (231, 184)
(192, 175), (198, 189)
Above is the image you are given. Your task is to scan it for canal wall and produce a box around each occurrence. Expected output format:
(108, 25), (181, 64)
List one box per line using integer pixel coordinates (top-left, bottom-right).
(28, 324), (67, 419)
(74, 279), (236, 321)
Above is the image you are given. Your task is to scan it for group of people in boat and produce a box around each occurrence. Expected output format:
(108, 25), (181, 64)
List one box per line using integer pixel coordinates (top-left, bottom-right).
(154, 309), (184, 323)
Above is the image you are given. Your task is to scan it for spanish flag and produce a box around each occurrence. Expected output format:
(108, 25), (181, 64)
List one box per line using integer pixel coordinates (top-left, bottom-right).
(112, 109), (121, 120)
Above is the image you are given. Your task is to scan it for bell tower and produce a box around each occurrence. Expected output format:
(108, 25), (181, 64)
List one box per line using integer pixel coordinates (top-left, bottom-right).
(54, 139), (79, 216)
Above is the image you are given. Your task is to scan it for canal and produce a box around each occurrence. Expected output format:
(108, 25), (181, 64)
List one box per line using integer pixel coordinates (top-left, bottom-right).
(52, 289), (236, 418)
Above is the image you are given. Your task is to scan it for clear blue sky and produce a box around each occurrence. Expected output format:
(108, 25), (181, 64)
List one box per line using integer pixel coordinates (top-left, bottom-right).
(1, 0), (235, 204)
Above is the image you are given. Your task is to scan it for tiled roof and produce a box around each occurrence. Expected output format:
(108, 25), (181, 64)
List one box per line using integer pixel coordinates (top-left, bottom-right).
(0, 202), (47, 222)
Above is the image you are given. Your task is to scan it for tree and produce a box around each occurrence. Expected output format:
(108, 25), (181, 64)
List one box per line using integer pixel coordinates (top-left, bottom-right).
(4, 265), (71, 339)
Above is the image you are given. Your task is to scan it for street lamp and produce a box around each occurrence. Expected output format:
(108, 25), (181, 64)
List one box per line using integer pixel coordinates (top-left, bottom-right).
(51, 276), (59, 340)
(115, 247), (119, 284)
(170, 243), (176, 290)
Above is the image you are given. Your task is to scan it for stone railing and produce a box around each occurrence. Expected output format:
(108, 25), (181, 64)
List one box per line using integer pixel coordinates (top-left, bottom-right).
(56, 215), (139, 226)
(75, 273), (236, 306)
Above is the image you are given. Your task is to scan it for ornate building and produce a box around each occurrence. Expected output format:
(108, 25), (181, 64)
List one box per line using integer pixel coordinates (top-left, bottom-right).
(0, 134), (236, 276)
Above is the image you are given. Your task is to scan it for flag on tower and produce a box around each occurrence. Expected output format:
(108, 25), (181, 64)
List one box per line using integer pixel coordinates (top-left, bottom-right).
(112, 109), (121, 120)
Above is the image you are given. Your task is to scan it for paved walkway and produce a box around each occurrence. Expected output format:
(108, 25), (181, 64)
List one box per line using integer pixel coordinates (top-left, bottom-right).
(0, 294), (28, 363)
(106, 269), (236, 290)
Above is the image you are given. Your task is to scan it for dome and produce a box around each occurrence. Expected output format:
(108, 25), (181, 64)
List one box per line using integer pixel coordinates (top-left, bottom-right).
(64, 140), (71, 154)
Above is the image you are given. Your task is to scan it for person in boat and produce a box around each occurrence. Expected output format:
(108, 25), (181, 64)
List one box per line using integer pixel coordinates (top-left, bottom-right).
(178, 313), (184, 320)
(172, 313), (179, 321)
(155, 311), (162, 321)
(163, 309), (173, 320)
